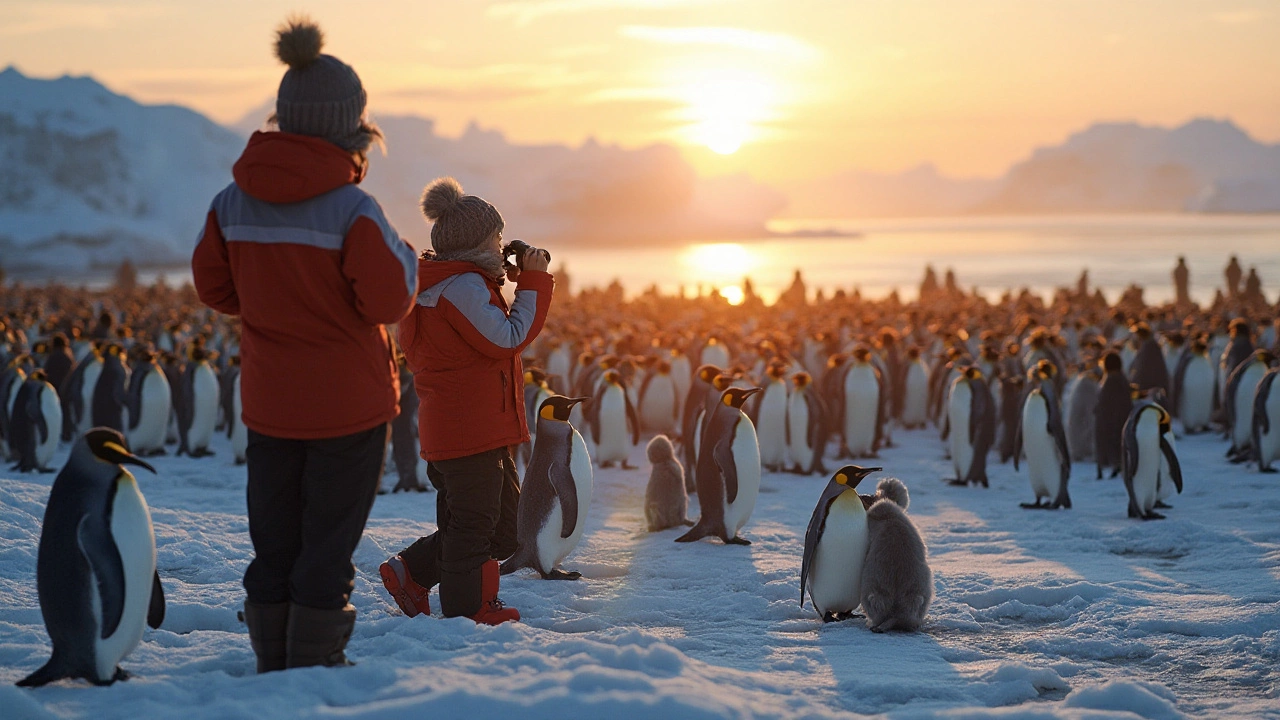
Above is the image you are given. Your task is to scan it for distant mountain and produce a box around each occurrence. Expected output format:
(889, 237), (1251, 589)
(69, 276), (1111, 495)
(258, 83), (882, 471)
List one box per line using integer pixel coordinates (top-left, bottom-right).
(783, 118), (1280, 218)
(0, 66), (243, 273)
(0, 69), (784, 273)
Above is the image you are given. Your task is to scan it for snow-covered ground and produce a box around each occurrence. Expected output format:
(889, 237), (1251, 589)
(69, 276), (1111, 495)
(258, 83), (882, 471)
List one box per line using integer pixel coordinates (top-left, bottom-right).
(3, 424), (1278, 719)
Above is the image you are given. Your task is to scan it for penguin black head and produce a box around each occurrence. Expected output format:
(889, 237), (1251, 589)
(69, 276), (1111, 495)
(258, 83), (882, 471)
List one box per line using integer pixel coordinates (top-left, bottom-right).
(1101, 350), (1124, 374)
(711, 373), (737, 391)
(721, 386), (761, 408)
(1035, 359), (1057, 380)
(766, 361), (788, 380)
(963, 366), (984, 381)
(696, 364), (724, 384)
(602, 369), (622, 386)
(524, 368), (548, 386)
(83, 428), (157, 474)
(851, 346), (872, 363)
(831, 465), (881, 488)
(792, 371), (812, 389)
(539, 395), (589, 422)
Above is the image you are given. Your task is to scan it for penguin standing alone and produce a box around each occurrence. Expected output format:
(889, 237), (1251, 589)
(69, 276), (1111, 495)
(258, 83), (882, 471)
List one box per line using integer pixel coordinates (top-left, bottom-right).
(17, 429), (165, 687)
(501, 396), (593, 579)
(1015, 361), (1072, 509)
(800, 465), (879, 622)
(1121, 401), (1183, 520)
(676, 386), (762, 545)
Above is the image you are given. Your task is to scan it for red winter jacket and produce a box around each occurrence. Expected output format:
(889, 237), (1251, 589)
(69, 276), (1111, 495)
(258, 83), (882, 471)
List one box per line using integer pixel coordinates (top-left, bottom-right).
(192, 132), (418, 439)
(398, 259), (554, 461)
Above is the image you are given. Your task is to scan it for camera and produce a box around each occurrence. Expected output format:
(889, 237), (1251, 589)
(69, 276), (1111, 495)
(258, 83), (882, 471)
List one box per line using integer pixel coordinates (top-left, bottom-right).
(502, 239), (550, 272)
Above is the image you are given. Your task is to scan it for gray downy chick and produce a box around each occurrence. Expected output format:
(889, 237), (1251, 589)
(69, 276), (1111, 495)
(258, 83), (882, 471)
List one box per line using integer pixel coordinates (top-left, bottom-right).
(859, 478), (932, 632)
(644, 435), (691, 532)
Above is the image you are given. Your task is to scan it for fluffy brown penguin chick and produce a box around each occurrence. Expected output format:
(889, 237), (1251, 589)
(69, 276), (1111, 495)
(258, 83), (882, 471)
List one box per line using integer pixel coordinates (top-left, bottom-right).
(859, 476), (909, 510)
(644, 435), (692, 532)
(859, 480), (932, 632)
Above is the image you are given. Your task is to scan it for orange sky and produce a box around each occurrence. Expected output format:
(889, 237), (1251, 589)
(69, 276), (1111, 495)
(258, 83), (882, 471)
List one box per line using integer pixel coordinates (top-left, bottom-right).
(3, 0), (1277, 181)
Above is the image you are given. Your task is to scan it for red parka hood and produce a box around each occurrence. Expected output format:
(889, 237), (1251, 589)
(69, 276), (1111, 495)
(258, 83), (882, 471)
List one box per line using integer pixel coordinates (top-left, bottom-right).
(416, 258), (501, 294)
(232, 131), (364, 204)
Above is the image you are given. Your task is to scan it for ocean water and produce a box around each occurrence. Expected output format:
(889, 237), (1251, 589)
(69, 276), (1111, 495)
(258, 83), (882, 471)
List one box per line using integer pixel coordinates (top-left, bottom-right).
(64, 214), (1280, 306)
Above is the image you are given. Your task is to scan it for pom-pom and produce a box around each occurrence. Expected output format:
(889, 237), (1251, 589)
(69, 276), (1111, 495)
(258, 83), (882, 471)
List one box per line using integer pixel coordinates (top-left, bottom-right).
(876, 477), (909, 510)
(275, 17), (324, 70)
(420, 177), (464, 221)
(646, 435), (676, 463)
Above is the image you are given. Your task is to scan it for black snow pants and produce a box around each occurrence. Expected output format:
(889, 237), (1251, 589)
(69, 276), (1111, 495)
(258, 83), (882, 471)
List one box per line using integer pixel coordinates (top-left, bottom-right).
(399, 447), (520, 617)
(243, 423), (389, 609)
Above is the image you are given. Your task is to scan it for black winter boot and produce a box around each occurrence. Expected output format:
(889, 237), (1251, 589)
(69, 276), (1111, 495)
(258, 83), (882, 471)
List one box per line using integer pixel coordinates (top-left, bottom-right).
(285, 603), (356, 669)
(243, 601), (290, 673)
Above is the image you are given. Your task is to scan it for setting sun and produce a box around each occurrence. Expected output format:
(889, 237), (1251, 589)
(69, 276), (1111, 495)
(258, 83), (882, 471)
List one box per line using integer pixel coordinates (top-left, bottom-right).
(680, 242), (758, 281)
(678, 68), (776, 155)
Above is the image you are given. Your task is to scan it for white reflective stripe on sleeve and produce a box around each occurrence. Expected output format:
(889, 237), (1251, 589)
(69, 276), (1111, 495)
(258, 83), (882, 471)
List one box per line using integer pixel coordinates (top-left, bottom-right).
(352, 195), (417, 297)
(440, 273), (538, 349)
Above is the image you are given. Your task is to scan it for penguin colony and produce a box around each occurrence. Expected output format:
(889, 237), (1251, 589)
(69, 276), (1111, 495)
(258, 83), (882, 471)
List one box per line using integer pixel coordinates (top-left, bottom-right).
(6, 264), (1280, 684)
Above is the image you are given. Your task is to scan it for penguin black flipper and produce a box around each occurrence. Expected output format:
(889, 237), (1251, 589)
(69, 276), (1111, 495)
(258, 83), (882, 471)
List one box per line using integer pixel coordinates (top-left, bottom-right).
(1170, 348), (1192, 415)
(126, 368), (146, 431)
(1012, 412), (1023, 472)
(1255, 372), (1275, 438)
(148, 570), (166, 629)
(1044, 385), (1072, 505)
(77, 513), (127, 639)
(1159, 434), (1183, 494)
(1121, 412), (1141, 517)
(177, 367), (196, 453)
(28, 384), (49, 447)
(624, 387), (640, 447)
(713, 438), (739, 505)
(548, 460), (579, 539)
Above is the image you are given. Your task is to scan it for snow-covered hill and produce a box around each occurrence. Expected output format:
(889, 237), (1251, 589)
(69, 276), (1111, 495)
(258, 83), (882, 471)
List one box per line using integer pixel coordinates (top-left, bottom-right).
(0, 67), (243, 273)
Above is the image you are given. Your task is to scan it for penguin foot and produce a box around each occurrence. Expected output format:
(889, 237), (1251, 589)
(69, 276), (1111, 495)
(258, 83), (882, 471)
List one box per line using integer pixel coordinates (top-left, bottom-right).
(541, 569), (582, 581)
(1153, 501), (1173, 509)
(234, 458), (246, 466)
(190, 448), (215, 458)
(821, 612), (838, 623)
(1019, 500), (1046, 509)
(1141, 511), (1167, 521)
(600, 461), (615, 469)
(833, 611), (863, 622)
(945, 478), (968, 486)
(621, 462), (637, 470)
(1260, 466), (1278, 474)
(1110, 469), (1121, 479)
(724, 536), (751, 545)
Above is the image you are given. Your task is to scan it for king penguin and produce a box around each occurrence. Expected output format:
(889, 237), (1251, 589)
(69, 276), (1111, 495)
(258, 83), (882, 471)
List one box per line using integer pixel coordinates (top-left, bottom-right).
(1121, 401), (1183, 520)
(590, 369), (639, 469)
(230, 369), (248, 465)
(1252, 368), (1280, 472)
(786, 371), (828, 476)
(125, 349), (171, 457)
(900, 347), (929, 429)
(1015, 361), (1072, 509)
(679, 364), (727, 490)
(1225, 349), (1274, 463)
(501, 396), (594, 580)
(676, 386), (762, 545)
(59, 345), (101, 441)
(841, 347), (884, 459)
(800, 465), (880, 622)
(638, 359), (680, 436)
(1171, 337), (1214, 434)
(754, 361), (790, 472)
(946, 367), (995, 487)
(17, 428), (165, 687)
(91, 345), (129, 433)
(178, 343), (219, 458)
(8, 370), (63, 473)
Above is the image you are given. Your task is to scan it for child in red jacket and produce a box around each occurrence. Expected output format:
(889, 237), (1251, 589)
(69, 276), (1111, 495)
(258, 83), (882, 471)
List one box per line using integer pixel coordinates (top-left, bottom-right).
(380, 177), (553, 625)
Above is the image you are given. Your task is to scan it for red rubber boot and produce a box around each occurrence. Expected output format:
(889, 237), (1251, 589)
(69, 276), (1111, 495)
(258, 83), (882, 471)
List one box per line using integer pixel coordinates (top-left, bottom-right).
(470, 559), (520, 626)
(379, 555), (431, 617)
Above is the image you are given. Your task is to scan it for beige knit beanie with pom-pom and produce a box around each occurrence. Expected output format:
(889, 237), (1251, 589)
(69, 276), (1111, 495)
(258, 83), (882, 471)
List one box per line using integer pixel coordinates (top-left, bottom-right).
(273, 16), (372, 153)
(421, 177), (506, 273)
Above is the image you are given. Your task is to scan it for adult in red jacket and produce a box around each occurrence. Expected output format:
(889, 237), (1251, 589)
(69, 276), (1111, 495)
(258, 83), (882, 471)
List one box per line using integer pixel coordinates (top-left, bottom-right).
(380, 177), (553, 626)
(192, 18), (417, 672)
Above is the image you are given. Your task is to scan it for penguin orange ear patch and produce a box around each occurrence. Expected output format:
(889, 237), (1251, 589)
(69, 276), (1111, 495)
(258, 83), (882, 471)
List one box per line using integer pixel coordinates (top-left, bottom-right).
(723, 395), (733, 406)
(835, 473), (848, 485)
(540, 405), (556, 420)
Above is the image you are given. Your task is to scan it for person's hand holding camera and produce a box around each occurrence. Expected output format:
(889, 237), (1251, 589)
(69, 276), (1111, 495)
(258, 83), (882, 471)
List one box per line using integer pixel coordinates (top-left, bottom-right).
(522, 247), (550, 273)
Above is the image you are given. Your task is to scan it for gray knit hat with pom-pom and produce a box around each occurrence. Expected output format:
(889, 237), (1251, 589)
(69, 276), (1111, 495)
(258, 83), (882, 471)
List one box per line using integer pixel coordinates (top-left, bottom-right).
(274, 17), (370, 152)
(421, 177), (505, 259)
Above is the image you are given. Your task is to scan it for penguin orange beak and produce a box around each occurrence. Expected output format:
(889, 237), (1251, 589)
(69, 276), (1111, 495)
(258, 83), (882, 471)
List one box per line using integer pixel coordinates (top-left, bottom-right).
(102, 441), (157, 474)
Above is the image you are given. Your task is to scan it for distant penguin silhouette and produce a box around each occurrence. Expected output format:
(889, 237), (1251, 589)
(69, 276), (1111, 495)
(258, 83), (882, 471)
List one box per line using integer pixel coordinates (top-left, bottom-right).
(786, 371), (828, 476)
(1015, 361), (1071, 510)
(1066, 366), (1099, 461)
(1171, 337), (1214, 434)
(91, 345), (130, 432)
(125, 350), (171, 457)
(644, 435), (691, 532)
(1094, 351), (1132, 479)
(17, 429), (165, 687)
(860, 479), (932, 632)
(946, 367), (994, 487)
(9, 370), (62, 473)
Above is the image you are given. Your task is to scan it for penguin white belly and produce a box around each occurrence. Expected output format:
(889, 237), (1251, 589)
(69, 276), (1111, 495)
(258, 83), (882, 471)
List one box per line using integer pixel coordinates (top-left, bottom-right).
(901, 364), (928, 427)
(948, 382), (973, 479)
(1259, 388), (1280, 467)
(701, 344), (730, 370)
(809, 492), (868, 615)
(787, 392), (812, 471)
(95, 474), (156, 681)
(231, 374), (248, 462)
(535, 431), (594, 571)
(756, 383), (788, 469)
(37, 387), (62, 468)
(1021, 395), (1058, 500)
(570, 404), (590, 445)
(79, 362), (103, 434)
(595, 386), (630, 464)
(722, 417), (761, 538)
(1132, 414), (1161, 513)
(843, 367), (879, 455)
(640, 378), (678, 434)
(129, 373), (171, 453)
(1232, 366), (1264, 448)
(1178, 359), (1213, 432)
(189, 365), (220, 451)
